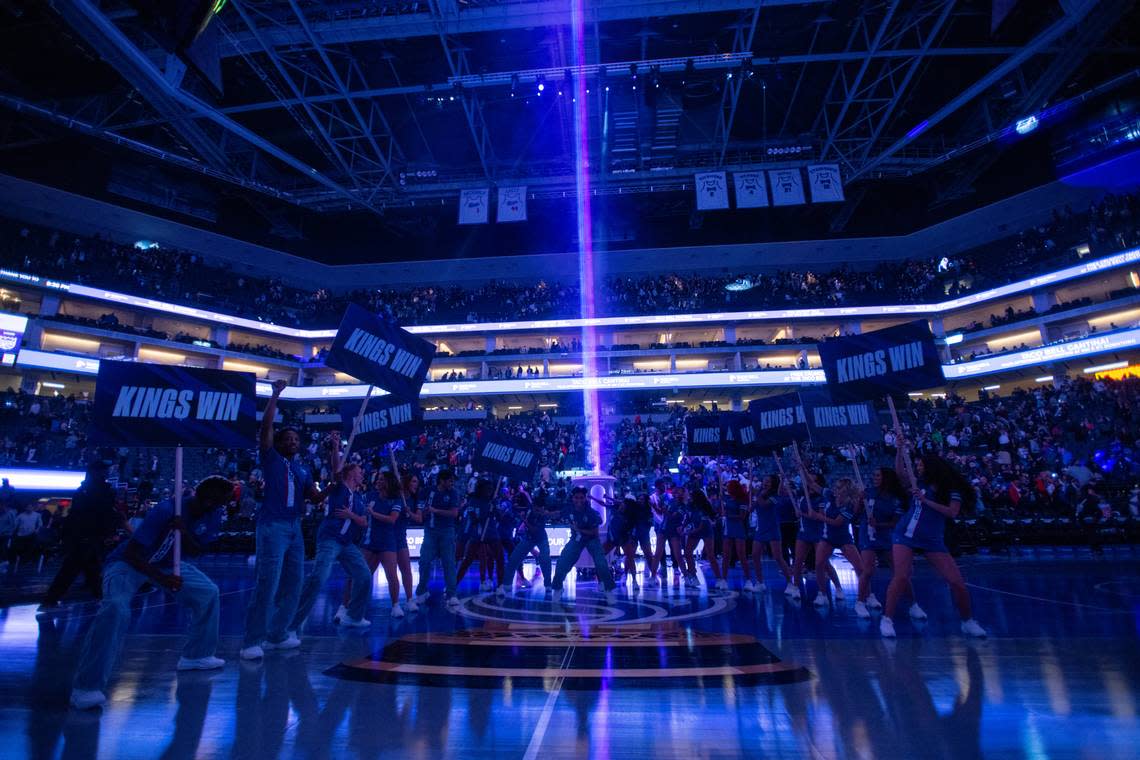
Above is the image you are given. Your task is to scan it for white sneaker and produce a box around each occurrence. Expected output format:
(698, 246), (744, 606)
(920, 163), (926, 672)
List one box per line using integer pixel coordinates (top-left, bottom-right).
(341, 616), (371, 628)
(867, 593), (882, 610)
(604, 591), (617, 605)
(880, 617), (897, 638)
(70, 689), (106, 710)
(239, 645), (264, 661)
(445, 596), (461, 610)
(743, 580), (755, 592)
(833, 586), (846, 601)
(961, 619), (987, 638)
(813, 592), (830, 607)
(551, 589), (563, 603)
(333, 605), (348, 624)
(909, 603), (928, 621)
(405, 598), (420, 613)
(264, 632), (301, 650)
(784, 584), (801, 600)
(391, 604), (406, 619)
(495, 585), (508, 597)
(414, 590), (430, 603)
(854, 601), (870, 619)
(177, 656), (225, 671)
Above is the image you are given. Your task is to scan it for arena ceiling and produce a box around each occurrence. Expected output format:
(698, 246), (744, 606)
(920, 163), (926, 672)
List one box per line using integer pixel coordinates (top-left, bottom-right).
(0, 0), (1136, 263)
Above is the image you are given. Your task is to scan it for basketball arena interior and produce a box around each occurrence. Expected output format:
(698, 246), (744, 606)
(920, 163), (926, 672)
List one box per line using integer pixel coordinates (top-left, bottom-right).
(0, 0), (1139, 757)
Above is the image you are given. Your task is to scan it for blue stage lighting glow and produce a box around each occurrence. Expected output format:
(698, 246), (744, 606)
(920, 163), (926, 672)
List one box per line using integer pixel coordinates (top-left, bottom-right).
(1015, 115), (1039, 135)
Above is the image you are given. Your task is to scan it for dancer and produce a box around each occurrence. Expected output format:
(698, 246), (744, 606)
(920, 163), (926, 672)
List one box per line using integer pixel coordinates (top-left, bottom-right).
(414, 469), (462, 609)
(455, 479), (498, 592)
(289, 452), (372, 634)
(70, 476), (234, 710)
(881, 447), (987, 639)
(551, 486), (617, 604)
(498, 486), (557, 595)
(648, 479), (674, 587)
(749, 474), (793, 592)
(787, 453), (842, 602)
(683, 489), (720, 590)
(854, 466), (911, 619)
(241, 379), (331, 661)
(497, 485), (528, 588)
(352, 469), (408, 619)
(719, 479), (753, 591)
(809, 477), (864, 608)
(629, 492), (656, 581)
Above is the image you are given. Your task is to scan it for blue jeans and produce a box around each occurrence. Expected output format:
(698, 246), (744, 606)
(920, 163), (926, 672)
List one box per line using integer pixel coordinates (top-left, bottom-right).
(74, 560), (218, 693)
(415, 528), (457, 597)
(503, 529), (551, 584)
(551, 535), (615, 591)
(243, 518), (305, 647)
(290, 538), (372, 631)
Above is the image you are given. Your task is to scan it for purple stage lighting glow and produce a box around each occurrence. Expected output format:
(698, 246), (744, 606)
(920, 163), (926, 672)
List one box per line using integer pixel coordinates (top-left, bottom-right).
(571, 0), (602, 473)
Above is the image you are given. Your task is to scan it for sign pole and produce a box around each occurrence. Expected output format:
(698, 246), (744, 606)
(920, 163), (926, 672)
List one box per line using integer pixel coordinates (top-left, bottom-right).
(389, 446), (410, 511)
(344, 385), (374, 459)
(173, 444), (183, 577)
(886, 395), (917, 487)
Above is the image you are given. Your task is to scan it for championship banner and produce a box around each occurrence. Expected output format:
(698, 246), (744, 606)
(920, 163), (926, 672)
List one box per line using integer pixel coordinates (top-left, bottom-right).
(473, 429), (541, 481)
(748, 393), (809, 450)
(90, 360), (257, 447)
(799, 388), (881, 446)
(685, 415), (723, 456)
(695, 171), (729, 210)
(733, 171), (768, 208)
(768, 168), (805, 206)
(340, 395), (423, 450)
(458, 188), (490, 225)
(325, 304), (435, 400)
(807, 164), (844, 202)
(497, 186), (528, 223)
(817, 320), (944, 401)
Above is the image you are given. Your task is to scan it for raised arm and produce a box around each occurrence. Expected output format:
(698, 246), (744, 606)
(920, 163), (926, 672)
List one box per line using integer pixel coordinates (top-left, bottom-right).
(260, 379), (287, 451)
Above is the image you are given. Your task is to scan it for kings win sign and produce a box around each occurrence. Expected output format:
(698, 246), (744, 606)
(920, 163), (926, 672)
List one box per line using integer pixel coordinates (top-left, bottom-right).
(817, 320), (944, 401)
(325, 304), (435, 400)
(91, 361), (257, 447)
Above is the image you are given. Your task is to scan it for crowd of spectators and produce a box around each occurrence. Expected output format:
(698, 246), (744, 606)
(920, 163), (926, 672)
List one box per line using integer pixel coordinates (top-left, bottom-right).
(3, 194), (1136, 329)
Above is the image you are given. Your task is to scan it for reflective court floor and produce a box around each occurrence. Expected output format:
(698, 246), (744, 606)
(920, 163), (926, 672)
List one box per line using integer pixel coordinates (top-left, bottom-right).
(2, 548), (1140, 759)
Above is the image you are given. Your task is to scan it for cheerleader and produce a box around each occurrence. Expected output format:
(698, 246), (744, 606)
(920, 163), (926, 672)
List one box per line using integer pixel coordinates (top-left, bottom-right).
(719, 479), (754, 591)
(881, 449), (986, 638)
(662, 487), (689, 587)
(498, 487), (556, 595)
(681, 489), (719, 589)
(341, 471), (398, 620)
(854, 466), (915, 619)
(807, 477), (864, 608)
(456, 479), (498, 592)
(392, 471), (421, 611)
(749, 474), (793, 591)
(630, 493), (656, 582)
(498, 486), (530, 588)
(648, 479), (676, 587)
(788, 463), (842, 602)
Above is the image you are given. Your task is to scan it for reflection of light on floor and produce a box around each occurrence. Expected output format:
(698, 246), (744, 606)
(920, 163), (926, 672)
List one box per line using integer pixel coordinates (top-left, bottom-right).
(0, 605), (45, 648)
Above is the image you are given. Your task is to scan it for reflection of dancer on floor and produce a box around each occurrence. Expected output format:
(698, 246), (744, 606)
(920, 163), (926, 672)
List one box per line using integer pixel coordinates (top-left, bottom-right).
(551, 486), (617, 604)
(749, 474), (793, 591)
(881, 443), (987, 639)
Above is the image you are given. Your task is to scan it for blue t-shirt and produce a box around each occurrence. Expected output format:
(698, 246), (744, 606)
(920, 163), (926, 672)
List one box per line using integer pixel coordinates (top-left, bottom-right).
(895, 482), (960, 549)
(824, 499), (855, 545)
(751, 494), (783, 536)
(317, 484), (368, 545)
(861, 487), (905, 544)
(569, 505), (603, 541)
(797, 494), (826, 542)
(259, 446), (313, 522)
(108, 498), (221, 568)
(365, 494), (400, 550)
(425, 486), (460, 530)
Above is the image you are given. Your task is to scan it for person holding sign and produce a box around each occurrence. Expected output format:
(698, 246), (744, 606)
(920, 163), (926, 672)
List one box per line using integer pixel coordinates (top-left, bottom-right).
(551, 486), (618, 605)
(788, 452), (843, 604)
(881, 449), (987, 639)
(719, 480), (755, 593)
(70, 476), (234, 710)
(854, 467), (917, 619)
(414, 469), (462, 610)
(805, 478), (864, 608)
(241, 379), (330, 661)
(749, 474), (794, 592)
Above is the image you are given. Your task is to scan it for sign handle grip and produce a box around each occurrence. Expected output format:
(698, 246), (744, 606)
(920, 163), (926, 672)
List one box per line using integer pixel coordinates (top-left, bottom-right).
(344, 385), (374, 460)
(886, 395), (917, 489)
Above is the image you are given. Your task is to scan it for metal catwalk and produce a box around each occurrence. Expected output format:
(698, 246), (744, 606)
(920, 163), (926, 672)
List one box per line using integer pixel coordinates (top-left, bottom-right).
(2, 549), (1140, 758)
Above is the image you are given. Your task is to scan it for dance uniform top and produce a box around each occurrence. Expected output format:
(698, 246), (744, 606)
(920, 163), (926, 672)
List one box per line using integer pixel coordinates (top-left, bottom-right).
(628, 498), (652, 543)
(107, 498), (221, 568)
(796, 493), (826, 544)
(466, 497), (495, 542)
(722, 495), (747, 540)
(258, 447), (313, 523)
(497, 499), (518, 543)
(651, 493), (673, 534)
(662, 502), (686, 541)
(750, 494), (784, 543)
(682, 504), (713, 541)
(607, 502), (631, 546)
(857, 487), (904, 551)
(317, 483), (367, 546)
(365, 494), (400, 553)
(424, 485), (460, 531)
(569, 505), (604, 544)
(893, 480), (959, 553)
(822, 499), (855, 547)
